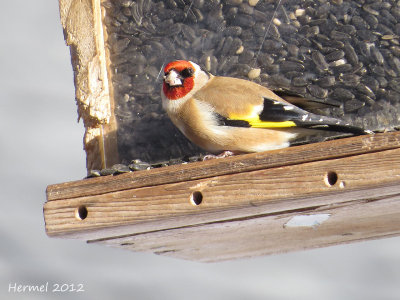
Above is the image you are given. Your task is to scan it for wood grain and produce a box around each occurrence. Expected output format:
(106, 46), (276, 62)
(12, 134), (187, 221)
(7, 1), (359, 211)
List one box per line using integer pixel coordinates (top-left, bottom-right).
(59, 0), (119, 171)
(46, 131), (400, 201)
(44, 146), (400, 239)
(96, 194), (400, 262)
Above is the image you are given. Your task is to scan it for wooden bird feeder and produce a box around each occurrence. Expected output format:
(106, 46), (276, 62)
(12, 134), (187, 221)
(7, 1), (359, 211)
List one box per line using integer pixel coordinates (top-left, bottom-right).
(43, 0), (400, 262)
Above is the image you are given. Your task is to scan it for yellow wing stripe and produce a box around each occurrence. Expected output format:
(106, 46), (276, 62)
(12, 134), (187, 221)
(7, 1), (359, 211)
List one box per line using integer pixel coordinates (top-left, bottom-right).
(229, 114), (297, 128)
(249, 120), (297, 128)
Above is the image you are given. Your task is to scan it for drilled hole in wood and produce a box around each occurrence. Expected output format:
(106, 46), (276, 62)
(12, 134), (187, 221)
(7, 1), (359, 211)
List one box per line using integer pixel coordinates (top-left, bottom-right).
(325, 171), (338, 186)
(190, 191), (203, 206)
(75, 205), (88, 220)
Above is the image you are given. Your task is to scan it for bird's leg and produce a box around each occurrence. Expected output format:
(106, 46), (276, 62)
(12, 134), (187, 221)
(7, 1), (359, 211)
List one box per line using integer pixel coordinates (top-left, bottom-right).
(202, 151), (236, 161)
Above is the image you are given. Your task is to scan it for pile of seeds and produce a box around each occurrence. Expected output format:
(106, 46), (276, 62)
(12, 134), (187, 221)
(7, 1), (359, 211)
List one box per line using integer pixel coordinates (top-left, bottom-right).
(87, 156), (203, 177)
(103, 0), (400, 164)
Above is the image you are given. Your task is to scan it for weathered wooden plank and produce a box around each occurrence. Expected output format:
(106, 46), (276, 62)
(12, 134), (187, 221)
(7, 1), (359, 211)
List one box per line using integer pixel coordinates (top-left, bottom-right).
(46, 131), (400, 201)
(44, 146), (400, 239)
(95, 194), (400, 262)
(58, 0), (119, 171)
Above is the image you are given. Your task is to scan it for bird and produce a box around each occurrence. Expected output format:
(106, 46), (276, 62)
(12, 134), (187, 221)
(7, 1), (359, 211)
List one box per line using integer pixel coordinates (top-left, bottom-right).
(161, 60), (371, 157)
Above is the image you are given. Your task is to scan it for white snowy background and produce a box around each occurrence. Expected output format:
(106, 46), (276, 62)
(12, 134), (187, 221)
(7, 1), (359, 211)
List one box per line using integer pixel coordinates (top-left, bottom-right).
(1, 2), (399, 299)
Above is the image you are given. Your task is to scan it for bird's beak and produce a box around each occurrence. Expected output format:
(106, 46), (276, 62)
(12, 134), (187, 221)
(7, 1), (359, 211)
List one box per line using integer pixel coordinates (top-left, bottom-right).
(164, 70), (183, 87)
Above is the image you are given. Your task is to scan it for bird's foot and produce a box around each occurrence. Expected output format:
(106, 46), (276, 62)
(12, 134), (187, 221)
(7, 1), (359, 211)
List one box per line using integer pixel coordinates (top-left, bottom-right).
(202, 151), (236, 161)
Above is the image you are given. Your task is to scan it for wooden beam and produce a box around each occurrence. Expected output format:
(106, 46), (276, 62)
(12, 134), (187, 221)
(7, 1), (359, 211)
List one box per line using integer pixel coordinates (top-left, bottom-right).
(43, 132), (400, 261)
(58, 0), (119, 171)
(46, 131), (400, 201)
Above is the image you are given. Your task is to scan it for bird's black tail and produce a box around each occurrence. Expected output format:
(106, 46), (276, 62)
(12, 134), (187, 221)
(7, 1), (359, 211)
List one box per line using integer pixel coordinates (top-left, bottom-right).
(301, 123), (373, 135)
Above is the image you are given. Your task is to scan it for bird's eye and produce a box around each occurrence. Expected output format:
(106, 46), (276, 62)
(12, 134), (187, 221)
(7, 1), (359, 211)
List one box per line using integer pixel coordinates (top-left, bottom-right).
(180, 68), (194, 78)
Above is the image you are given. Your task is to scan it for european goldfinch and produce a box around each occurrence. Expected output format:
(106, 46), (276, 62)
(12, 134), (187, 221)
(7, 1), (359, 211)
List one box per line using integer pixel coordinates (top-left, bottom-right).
(161, 60), (370, 154)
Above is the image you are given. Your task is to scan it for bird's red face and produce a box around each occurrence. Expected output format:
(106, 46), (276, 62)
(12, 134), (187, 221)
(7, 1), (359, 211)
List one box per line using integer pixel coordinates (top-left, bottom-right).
(163, 60), (195, 100)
